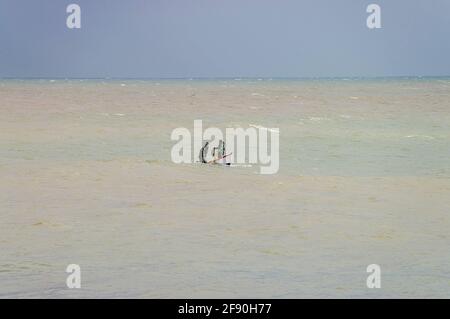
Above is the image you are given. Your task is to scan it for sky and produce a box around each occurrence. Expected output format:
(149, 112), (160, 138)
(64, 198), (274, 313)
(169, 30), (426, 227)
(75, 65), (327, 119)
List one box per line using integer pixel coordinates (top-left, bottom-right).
(0, 0), (449, 78)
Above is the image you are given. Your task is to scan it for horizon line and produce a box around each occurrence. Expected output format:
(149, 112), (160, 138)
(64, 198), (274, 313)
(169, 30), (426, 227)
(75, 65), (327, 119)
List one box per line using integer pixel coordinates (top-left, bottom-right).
(1, 75), (450, 81)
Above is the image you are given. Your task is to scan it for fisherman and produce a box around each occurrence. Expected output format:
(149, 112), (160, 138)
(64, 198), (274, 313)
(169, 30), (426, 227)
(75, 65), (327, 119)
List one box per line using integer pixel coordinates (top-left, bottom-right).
(199, 140), (230, 165)
(199, 141), (209, 163)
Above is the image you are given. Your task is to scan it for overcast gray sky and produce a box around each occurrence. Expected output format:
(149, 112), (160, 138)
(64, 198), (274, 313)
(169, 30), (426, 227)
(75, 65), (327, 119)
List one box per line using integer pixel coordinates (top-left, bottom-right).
(0, 0), (449, 78)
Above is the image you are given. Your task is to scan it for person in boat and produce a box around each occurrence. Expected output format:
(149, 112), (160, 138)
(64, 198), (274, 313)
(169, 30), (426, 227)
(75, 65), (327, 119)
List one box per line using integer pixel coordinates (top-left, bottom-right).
(199, 140), (230, 165)
(199, 141), (209, 163)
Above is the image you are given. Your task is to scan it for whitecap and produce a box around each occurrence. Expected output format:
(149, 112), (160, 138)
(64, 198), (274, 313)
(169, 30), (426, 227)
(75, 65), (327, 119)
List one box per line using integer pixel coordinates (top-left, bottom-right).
(309, 117), (328, 121)
(249, 124), (279, 133)
(404, 135), (435, 140)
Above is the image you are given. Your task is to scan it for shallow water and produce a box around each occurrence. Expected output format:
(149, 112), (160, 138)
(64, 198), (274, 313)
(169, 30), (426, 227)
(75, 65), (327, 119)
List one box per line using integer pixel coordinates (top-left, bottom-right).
(0, 79), (449, 298)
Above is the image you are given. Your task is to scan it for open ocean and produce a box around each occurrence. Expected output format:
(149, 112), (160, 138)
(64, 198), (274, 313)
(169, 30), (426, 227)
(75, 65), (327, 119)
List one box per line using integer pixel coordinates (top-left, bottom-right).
(0, 78), (449, 298)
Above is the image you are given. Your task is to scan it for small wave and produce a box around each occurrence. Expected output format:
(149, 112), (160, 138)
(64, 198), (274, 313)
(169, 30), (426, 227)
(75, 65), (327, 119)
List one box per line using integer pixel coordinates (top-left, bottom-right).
(309, 117), (329, 122)
(404, 135), (435, 140)
(249, 124), (279, 133)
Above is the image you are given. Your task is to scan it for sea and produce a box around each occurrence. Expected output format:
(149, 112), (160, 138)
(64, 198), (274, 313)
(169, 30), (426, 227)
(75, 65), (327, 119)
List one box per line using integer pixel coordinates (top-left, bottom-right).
(0, 78), (449, 297)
